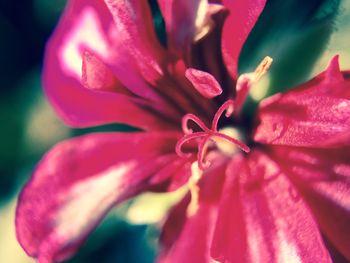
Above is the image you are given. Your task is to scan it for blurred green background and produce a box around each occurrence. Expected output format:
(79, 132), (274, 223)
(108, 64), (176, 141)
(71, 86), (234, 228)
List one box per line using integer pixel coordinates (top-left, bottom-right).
(0, 0), (349, 262)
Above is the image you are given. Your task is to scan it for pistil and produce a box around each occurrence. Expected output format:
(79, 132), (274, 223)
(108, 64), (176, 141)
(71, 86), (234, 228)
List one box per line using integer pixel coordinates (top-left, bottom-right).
(176, 99), (250, 170)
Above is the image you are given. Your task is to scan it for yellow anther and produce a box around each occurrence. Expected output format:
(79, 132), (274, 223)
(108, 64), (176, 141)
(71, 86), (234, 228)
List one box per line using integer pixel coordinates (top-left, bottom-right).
(254, 56), (273, 82)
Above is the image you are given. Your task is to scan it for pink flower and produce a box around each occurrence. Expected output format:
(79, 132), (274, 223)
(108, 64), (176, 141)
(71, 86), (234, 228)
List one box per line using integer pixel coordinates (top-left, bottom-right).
(15, 1), (350, 263)
(160, 56), (350, 262)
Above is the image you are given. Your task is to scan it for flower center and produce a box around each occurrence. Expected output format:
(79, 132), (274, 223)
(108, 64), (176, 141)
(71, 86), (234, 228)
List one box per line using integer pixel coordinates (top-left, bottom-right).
(216, 126), (246, 155)
(176, 100), (250, 170)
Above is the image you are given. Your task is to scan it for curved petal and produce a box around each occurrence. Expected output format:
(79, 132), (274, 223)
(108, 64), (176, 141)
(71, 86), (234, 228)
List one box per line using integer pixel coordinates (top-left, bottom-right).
(158, 0), (208, 54)
(210, 156), (247, 262)
(158, 157), (227, 263)
(269, 146), (350, 260)
(211, 151), (332, 263)
(16, 131), (190, 263)
(254, 56), (350, 148)
(221, 0), (267, 78)
(104, 0), (167, 87)
(44, 0), (172, 129)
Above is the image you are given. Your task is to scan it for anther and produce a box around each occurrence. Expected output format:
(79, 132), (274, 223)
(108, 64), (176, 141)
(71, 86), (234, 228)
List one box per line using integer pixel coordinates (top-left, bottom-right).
(253, 56), (273, 82)
(234, 56), (273, 116)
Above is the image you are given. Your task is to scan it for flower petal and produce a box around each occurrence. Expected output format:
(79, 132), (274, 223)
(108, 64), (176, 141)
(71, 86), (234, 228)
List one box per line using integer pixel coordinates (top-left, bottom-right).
(185, 68), (223, 98)
(254, 57), (350, 148)
(210, 156), (247, 262)
(221, 0), (267, 78)
(16, 132), (189, 263)
(158, 0), (208, 54)
(158, 158), (227, 263)
(44, 0), (172, 129)
(211, 151), (332, 263)
(103, 0), (166, 87)
(269, 146), (350, 260)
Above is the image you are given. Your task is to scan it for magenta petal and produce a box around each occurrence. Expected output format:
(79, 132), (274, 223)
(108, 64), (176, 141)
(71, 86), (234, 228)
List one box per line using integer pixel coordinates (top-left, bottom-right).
(211, 151), (332, 263)
(158, 0), (205, 54)
(44, 0), (171, 129)
(254, 57), (350, 148)
(103, 0), (166, 88)
(269, 146), (350, 260)
(221, 0), (267, 78)
(159, 200), (217, 263)
(16, 132), (188, 263)
(158, 159), (227, 263)
(185, 68), (223, 98)
(210, 156), (247, 262)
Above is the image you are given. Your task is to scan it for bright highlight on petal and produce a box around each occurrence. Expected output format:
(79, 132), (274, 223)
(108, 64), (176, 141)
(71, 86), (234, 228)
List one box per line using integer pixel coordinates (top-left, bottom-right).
(16, 132), (188, 262)
(59, 6), (109, 78)
(55, 163), (135, 241)
(187, 161), (203, 217)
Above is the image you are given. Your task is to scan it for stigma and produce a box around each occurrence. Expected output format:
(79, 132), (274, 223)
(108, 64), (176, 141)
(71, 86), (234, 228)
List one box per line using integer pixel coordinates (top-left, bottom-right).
(176, 100), (250, 170)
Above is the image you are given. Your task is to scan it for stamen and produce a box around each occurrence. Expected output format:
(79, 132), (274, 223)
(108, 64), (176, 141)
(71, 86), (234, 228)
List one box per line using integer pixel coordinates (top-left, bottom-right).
(182, 114), (210, 134)
(253, 56), (273, 82)
(197, 136), (212, 170)
(175, 132), (207, 157)
(234, 56), (273, 116)
(211, 100), (235, 131)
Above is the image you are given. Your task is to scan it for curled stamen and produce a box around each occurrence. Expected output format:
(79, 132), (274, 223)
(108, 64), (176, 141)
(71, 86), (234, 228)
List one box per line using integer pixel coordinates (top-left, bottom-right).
(175, 132), (208, 157)
(176, 100), (250, 170)
(211, 100), (235, 131)
(182, 114), (210, 134)
(197, 136), (212, 170)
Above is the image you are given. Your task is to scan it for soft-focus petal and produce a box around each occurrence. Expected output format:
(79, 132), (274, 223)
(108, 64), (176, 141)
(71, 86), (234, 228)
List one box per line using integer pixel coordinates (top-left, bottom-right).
(44, 0), (174, 129)
(104, 0), (166, 88)
(211, 151), (332, 263)
(159, 199), (216, 263)
(254, 56), (350, 147)
(158, 0), (208, 54)
(269, 146), (350, 260)
(221, 0), (267, 78)
(158, 158), (227, 263)
(16, 132), (190, 263)
(210, 156), (247, 262)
